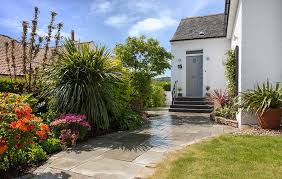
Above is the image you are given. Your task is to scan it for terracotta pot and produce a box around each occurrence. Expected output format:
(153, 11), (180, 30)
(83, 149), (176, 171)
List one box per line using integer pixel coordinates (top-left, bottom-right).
(256, 108), (282, 129)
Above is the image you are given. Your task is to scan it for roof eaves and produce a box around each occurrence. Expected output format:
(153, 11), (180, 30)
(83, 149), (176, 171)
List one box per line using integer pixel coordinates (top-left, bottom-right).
(170, 35), (227, 42)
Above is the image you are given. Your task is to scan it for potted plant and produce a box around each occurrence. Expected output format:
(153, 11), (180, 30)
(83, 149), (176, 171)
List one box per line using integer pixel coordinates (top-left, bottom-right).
(178, 87), (183, 97)
(241, 81), (282, 129)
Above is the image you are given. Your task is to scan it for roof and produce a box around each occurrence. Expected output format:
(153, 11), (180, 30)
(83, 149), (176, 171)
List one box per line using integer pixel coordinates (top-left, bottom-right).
(0, 35), (92, 76)
(170, 13), (227, 42)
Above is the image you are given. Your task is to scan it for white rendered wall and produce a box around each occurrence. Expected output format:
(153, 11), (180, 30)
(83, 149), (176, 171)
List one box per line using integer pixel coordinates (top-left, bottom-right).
(230, 0), (245, 126)
(171, 38), (231, 97)
(231, 0), (282, 126)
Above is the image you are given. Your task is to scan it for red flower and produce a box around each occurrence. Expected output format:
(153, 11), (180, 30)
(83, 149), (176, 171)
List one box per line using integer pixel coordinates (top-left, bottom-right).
(10, 121), (18, 129)
(27, 124), (35, 131)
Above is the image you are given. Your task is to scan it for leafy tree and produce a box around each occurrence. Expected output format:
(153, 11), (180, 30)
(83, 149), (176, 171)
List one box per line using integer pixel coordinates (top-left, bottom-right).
(114, 36), (171, 110)
(42, 39), (120, 129)
(115, 36), (171, 77)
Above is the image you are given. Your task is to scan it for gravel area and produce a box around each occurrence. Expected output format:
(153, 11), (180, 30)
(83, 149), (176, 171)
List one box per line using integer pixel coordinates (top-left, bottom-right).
(235, 126), (282, 136)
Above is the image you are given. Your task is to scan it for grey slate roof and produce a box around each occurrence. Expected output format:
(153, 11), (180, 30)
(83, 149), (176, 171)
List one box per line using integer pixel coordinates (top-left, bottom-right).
(170, 13), (226, 42)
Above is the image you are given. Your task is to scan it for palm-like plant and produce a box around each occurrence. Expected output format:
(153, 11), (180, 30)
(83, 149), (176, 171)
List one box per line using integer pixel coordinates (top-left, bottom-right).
(209, 89), (229, 108)
(43, 39), (121, 129)
(241, 81), (282, 114)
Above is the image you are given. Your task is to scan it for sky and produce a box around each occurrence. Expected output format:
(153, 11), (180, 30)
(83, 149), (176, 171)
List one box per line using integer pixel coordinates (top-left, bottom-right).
(0, 0), (225, 77)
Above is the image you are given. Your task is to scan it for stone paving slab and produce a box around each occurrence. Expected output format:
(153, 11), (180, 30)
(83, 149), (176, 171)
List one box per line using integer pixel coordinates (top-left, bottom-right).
(33, 111), (238, 179)
(70, 158), (144, 179)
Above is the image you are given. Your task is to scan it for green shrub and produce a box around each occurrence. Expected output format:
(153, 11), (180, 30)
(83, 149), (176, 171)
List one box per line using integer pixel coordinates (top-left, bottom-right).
(40, 138), (61, 154)
(225, 50), (236, 97)
(154, 81), (170, 91)
(0, 77), (24, 93)
(215, 106), (237, 119)
(27, 144), (47, 163)
(112, 109), (143, 130)
(146, 81), (166, 108)
(0, 144), (46, 172)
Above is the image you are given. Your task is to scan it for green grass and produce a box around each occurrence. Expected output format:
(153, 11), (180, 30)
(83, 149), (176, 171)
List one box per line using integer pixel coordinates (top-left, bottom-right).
(151, 135), (282, 179)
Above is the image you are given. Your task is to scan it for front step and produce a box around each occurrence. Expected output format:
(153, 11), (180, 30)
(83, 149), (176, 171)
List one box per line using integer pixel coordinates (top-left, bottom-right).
(169, 97), (214, 113)
(170, 104), (213, 109)
(169, 108), (213, 113)
(174, 101), (213, 105)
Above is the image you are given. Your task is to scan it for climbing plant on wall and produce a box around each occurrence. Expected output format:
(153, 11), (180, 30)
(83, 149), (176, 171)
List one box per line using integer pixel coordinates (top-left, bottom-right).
(225, 49), (236, 97)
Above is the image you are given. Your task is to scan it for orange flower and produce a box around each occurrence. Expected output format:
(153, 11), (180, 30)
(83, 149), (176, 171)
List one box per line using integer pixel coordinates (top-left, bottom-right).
(36, 130), (46, 140)
(0, 144), (8, 154)
(0, 140), (8, 155)
(19, 124), (28, 132)
(22, 105), (32, 114)
(40, 124), (50, 132)
(33, 117), (42, 122)
(21, 117), (30, 123)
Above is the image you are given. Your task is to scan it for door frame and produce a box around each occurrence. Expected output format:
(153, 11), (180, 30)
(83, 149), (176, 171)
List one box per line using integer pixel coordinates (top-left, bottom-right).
(185, 53), (204, 97)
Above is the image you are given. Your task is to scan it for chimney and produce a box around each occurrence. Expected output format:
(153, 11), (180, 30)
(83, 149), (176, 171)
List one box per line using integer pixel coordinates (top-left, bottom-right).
(71, 30), (75, 41)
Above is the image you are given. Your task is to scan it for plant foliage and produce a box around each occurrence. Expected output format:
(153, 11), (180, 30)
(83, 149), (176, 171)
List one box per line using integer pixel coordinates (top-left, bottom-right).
(240, 81), (282, 114)
(43, 39), (121, 129)
(225, 50), (236, 97)
(115, 36), (171, 76)
(209, 89), (229, 108)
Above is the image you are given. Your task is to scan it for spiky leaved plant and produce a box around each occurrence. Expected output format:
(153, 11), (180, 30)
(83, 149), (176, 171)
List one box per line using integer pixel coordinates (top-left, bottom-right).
(209, 89), (229, 108)
(43, 39), (121, 129)
(21, 21), (29, 93)
(241, 80), (282, 114)
(42, 11), (57, 67)
(4, 42), (12, 81)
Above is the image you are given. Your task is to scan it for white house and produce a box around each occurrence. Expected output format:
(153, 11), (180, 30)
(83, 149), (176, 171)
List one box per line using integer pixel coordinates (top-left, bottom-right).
(170, 0), (282, 127)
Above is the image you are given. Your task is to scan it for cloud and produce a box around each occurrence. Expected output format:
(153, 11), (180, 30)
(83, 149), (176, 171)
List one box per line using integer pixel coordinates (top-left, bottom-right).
(190, 0), (211, 15)
(128, 15), (177, 36)
(104, 15), (128, 28)
(0, 17), (22, 31)
(90, 0), (112, 14)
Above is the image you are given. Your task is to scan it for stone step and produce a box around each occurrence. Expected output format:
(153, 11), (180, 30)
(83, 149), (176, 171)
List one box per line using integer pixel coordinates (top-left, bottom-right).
(175, 97), (207, 101)
(174, 101), (213, 105)
(168, 108), (213, 113)
(170, 104), (214, 109)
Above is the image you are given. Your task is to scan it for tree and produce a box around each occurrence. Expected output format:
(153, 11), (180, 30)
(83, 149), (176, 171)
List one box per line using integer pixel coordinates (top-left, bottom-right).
(115, 36), (171, 77)
(114, 36), (171, 110)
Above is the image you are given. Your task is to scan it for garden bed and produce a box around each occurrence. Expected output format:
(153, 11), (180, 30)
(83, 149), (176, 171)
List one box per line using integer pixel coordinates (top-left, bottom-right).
(210, 114), (238, 128)
(235, 126), (282, 136)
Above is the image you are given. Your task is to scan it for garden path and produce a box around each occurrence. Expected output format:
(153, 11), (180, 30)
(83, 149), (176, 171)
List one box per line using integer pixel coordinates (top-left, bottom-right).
(33, 109), (236, 179)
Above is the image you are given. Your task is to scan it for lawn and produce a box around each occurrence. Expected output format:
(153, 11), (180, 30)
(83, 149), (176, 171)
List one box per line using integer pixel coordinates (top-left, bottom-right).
(151, 135), (282, 179)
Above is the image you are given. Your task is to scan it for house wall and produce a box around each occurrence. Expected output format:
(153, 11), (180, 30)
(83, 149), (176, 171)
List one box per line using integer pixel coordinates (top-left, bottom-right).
(231, 0), (282, 126)
(171, 38), (231, 97)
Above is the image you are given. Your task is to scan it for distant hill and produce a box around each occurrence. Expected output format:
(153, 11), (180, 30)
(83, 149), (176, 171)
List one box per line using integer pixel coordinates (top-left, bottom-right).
(155, 77), (171, 82)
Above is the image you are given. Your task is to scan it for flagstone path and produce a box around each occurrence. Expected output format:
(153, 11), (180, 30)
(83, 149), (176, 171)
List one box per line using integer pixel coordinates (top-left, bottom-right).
(33, 110), (237, 179)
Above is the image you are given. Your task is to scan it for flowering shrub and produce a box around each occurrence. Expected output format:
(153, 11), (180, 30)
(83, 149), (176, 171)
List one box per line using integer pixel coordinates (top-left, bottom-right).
(0, 92), (49, 171)
(50, 114), (91, 146)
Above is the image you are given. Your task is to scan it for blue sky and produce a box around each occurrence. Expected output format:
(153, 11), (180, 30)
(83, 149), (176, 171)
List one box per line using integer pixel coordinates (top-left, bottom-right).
(0, 0), (225, 76)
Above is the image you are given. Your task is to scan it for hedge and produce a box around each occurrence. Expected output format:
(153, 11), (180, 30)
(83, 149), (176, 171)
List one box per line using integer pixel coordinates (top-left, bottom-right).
(0, 77), (24, 93)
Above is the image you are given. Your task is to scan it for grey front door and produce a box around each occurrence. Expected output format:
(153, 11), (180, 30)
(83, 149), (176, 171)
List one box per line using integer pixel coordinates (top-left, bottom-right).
(186, 55), (203, 97)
